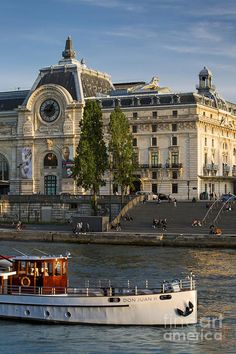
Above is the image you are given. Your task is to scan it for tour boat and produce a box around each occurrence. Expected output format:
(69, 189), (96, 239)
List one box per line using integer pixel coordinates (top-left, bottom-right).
(0, 253), (197, 325)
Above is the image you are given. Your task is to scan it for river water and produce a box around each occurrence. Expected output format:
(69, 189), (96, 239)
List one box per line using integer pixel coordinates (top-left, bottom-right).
(0, 241), (235, 354)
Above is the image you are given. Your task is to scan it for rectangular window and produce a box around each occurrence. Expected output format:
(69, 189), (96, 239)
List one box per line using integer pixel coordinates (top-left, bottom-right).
(172, 136), (177, 145)
(151, 152), (158, 167)
(212, 139), (214, 147)
(152, 111), (157, 118)
(152, 183), (158, 194)
(152, 125), (157, 132)
(172, 171), (178, 179)
(133, 112), (138, 119)
(172, 110), (178, 117)
(132, 125), (137, 133)
(152, 137), (157, 146)
(70, 203), (77, 209)
(172, 124), (177, 131)
(44, 175), (57, 195)
(133, 152), (139, 165)
(205, 138), (207, 146)
(171, 152), (179, 165)
(172, 183), (178, 193)
(133, 138), (137, 147)
(152, 171), (157, 179)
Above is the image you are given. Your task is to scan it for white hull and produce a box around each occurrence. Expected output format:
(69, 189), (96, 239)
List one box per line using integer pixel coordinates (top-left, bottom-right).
(0, 290), (197, 325)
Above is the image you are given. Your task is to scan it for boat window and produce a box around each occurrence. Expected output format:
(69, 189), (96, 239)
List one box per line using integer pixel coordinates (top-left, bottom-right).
(20, 261), (26, 272)
(55, 261), (61, 276)
(47, 262), (53, 276)
(160, 295), (172, 300)
(28, 261), (35, 276)
(62, 261), (66, 275)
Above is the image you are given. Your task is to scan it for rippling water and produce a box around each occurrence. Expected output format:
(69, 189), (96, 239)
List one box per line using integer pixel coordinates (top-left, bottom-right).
(0, 241), (235, 353)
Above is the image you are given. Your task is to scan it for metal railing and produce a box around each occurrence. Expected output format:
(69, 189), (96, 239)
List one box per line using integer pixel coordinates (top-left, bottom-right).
(0, 277), (195, 297)
(0, 194), (135, 204)
(213, 195), (236, 224)
(202, 198), (221, 225)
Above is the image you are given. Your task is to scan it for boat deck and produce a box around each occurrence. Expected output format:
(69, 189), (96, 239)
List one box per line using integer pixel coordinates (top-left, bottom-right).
(0, 279), (196, 297)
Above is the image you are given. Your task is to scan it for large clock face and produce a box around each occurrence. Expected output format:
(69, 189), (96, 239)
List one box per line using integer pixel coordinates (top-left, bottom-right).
(40, 99), (60, 122)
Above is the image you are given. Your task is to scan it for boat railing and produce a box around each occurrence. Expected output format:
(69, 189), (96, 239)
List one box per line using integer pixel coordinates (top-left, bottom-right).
(0, 277), (195, 296)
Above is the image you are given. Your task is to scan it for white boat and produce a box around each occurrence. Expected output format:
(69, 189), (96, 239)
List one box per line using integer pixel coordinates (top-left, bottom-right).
(0, 254), (197, 325)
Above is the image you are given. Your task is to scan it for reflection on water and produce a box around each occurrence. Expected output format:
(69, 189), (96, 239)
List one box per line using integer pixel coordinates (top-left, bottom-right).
(0, 241), (235, 353)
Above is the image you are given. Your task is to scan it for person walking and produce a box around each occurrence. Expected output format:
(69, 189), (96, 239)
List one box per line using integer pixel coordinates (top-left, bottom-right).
(16, 220), (22, 231)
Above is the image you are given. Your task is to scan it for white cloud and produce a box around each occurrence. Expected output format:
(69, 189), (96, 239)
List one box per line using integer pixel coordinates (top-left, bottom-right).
(191, 22), (223, 42)
(51, 0), (144, 12)
(104, 26), (158, 40)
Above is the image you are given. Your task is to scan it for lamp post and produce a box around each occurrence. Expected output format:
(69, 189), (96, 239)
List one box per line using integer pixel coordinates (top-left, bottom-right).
(187, 180), (190, 200)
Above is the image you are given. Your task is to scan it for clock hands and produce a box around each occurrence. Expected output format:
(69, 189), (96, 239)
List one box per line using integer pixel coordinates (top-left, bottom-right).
(45, 103), (55, 116)
(40, 99), (60, 122)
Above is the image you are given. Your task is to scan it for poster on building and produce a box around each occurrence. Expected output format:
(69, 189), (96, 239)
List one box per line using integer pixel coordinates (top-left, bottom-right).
(21, 147), (32, 179)
(62, 146), (74, 178)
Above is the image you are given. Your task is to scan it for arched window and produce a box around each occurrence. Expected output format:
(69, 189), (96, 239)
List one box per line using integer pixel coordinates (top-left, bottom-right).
(0, 153), (9, 181)
(44, 175), (57, 195)
(44, 153), (58, 167)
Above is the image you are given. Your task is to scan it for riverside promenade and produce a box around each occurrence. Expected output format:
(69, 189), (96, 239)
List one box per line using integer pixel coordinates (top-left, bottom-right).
(0, 201), (235, 248)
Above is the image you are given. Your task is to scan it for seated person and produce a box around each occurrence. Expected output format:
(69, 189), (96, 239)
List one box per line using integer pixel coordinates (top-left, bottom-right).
(214, 227), (222, 236)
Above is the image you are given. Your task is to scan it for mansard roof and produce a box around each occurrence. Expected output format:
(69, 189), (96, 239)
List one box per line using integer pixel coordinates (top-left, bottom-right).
(25, 37), (114, 104)
(0, 90), (29, 112)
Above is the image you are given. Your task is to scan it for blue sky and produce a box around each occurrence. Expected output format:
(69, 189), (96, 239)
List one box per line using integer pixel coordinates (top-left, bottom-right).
(1, 0), (236, 101)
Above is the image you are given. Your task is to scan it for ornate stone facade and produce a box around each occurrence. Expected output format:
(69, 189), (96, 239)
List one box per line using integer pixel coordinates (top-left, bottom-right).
(0, 39), (236, 200)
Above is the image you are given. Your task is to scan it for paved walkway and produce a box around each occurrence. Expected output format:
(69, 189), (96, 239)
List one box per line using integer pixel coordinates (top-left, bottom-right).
(0, 201), (235, 236)
(119, 200), (236, 235)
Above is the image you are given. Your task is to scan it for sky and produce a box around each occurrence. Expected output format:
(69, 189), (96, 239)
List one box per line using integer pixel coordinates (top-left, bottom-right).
(1, 0), (236, 101)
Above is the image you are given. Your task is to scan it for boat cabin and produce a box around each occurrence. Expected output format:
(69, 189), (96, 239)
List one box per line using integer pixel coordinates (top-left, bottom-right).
(0, 255), (69, 295)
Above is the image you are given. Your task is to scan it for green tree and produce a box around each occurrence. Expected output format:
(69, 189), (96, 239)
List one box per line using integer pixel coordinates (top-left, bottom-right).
(73, 100), (108, 213)
(109, 107), (137, 199)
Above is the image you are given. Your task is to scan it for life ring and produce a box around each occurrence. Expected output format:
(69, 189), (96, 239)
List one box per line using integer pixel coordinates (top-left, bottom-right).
(21, 276), (31, 287)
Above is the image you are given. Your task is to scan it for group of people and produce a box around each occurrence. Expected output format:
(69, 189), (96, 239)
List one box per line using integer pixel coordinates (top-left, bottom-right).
(111, 222), (121, 231)
(72, 221), (90, 234)
(209, 224), (222, 235)
(152, 218), (167, 231)
(123, 214), (133, 221)
(12, 220), (23, 231)
(191, 219), (202, 227)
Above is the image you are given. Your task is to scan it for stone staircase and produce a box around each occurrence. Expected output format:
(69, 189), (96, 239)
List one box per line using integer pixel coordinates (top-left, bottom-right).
(119, 200), (236, 234)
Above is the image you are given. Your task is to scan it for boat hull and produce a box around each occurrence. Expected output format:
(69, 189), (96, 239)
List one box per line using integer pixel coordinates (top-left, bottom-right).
(0, 290), (197, 325)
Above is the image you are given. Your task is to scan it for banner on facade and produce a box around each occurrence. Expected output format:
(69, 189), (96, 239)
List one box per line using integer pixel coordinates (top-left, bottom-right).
(21, 147), (32, 179)
(62, 146), (74, 178)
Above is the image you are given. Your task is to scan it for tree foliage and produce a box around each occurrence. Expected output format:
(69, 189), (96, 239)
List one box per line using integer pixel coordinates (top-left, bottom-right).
(73, 100), (108, 210)
(109, 107), (137, 195)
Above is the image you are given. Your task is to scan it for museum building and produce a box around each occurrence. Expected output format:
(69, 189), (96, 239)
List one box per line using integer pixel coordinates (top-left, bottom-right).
(0, 37), (236, 200)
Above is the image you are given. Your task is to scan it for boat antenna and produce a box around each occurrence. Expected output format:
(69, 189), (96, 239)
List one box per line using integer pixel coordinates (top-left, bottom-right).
(34, 248), (49, 256)
(12, 248), (28, 256)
